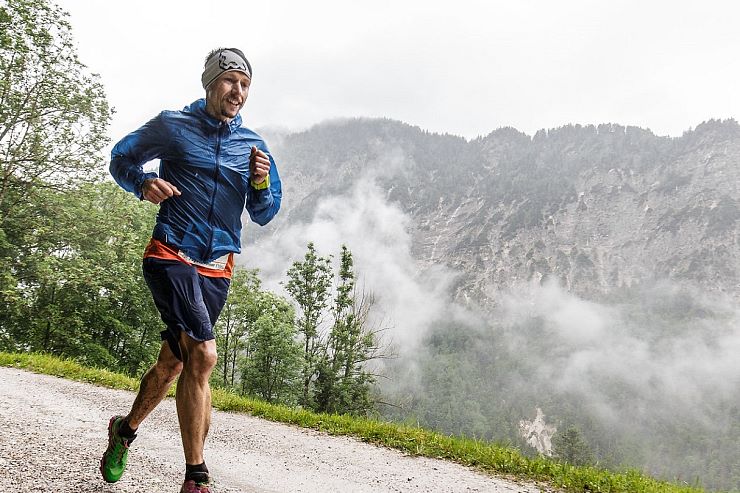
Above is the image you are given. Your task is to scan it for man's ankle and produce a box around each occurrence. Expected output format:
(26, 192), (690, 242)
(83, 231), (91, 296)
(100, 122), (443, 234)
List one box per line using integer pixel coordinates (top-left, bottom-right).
(185, 462), (209, 483)
(118, 418), (137, 439)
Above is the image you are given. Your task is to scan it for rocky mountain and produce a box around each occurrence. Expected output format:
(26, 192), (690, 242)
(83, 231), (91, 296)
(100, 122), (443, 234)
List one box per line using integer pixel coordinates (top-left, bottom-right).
(255, 118), (740, 491)
(261, 117), (739, 304)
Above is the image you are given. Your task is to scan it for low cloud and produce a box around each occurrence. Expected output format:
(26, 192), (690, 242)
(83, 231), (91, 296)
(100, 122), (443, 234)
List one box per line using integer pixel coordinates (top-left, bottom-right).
(241, 171), (740, 422)
(496, 278), (740, 431)
(239, 167), (456, 349)
(238, 155), (739, 487)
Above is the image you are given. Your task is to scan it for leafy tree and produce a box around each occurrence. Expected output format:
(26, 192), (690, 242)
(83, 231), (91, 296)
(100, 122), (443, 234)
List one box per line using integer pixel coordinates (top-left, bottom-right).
(315, 245), (381, 415)
(240, 292), (300, 403)
(0, 0), (111, 218)
(2, 182), (161, 373)
(0, 0), (128, 367)
(213, 268), (262, 388)
(211, 268), (301, 405)
(284, 242), (333, 408)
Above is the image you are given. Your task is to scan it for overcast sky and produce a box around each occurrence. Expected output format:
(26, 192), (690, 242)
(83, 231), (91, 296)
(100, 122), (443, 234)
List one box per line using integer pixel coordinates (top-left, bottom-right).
(57, 0), (740, 144)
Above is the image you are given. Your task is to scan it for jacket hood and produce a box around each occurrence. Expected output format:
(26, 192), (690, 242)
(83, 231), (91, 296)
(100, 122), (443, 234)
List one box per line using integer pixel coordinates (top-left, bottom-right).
(184, 98), (243, 132)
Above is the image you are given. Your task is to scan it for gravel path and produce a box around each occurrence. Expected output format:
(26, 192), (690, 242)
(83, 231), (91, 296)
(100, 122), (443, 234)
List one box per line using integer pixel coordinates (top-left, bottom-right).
(0, 367), (546, 492)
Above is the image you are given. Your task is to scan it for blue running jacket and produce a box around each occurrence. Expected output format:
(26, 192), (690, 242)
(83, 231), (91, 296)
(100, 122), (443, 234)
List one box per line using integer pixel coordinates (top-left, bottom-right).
(110, 98), (282, 264)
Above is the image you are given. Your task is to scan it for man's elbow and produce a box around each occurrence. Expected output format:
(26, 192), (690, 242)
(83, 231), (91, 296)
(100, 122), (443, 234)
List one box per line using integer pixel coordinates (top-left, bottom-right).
(252, 215), (275, 227)
(108, 159), (119, 179)
(252, 211), (276, 226)
(249, 204), (280, 226)
(109, 159), (128, 189)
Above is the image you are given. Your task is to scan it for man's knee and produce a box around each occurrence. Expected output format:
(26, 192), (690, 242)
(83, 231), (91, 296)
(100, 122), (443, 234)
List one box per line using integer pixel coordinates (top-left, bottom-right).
(182, 339), (218, 374)
(154, 343), (184, 382)
(157, 358), (184, 382)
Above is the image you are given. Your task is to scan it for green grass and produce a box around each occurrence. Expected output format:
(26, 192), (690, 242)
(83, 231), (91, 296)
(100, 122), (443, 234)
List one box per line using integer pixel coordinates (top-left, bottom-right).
(0, 351), (705, 493)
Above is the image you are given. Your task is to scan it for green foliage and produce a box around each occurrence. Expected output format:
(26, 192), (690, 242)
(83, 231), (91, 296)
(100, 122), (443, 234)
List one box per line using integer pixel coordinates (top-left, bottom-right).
(210, 268), (301, 405)
(285, 243), (383, 416)
(0, 0), (111, 216)
(0, 182), (161, 374)
(553, 426), (595, 466)
(1, 0), (110, 358)
(240, 292), (301, 403)
(211, 243), (383, 416)
(314, 246), (380, 415)
(0, 0), (152, 374)
(284, 242), (333, 407)
(213, 268), (263, 388)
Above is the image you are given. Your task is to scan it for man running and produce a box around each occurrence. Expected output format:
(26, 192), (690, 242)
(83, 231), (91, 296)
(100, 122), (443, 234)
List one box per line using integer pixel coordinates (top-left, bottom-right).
(103, 47), (281, 493)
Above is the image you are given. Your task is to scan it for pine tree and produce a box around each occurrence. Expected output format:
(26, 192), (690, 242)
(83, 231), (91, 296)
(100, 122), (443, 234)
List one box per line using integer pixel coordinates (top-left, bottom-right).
(553, 426), (594, 466)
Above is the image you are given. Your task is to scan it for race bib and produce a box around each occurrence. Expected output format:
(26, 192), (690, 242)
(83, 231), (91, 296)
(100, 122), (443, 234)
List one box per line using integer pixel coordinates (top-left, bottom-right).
(177, 250), (230, 271)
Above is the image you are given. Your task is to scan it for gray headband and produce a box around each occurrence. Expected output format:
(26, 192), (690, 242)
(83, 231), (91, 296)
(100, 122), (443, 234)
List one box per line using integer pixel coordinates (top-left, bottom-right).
(201, 49), (252, 89)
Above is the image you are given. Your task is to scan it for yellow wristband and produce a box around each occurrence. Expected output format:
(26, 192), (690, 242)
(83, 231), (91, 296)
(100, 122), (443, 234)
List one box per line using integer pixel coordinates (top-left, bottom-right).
(250, 174), (270, 190)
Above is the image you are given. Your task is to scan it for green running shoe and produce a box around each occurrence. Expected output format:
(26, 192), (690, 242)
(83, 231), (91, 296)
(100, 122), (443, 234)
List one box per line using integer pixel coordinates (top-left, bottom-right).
(99, 415), (136, 483)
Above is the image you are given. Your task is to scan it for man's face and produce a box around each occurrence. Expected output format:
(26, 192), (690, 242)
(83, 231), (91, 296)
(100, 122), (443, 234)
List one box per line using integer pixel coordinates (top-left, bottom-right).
(205, 70), (251, 122)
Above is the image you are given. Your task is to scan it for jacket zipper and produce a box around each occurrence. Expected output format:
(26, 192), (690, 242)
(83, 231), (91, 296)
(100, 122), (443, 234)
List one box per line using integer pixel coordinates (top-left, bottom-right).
(205, 123), (223, 260)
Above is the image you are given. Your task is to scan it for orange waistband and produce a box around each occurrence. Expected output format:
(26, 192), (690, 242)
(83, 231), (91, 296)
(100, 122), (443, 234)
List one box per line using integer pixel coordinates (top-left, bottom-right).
(143, 238), (234, 279)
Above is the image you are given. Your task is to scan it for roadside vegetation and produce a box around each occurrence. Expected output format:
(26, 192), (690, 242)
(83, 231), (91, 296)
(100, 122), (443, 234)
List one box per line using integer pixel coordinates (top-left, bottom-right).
(0, 352), (705, 493)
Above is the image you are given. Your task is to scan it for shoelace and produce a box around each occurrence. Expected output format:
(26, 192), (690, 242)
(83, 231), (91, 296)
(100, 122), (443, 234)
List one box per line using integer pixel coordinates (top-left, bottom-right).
(114, 438), (129, 462)
(112, 423), (132, 463)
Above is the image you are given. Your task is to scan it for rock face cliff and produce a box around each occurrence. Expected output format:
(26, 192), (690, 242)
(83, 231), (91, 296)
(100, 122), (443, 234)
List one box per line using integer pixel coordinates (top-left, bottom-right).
(260, 118), (739, 302)
(257, 118), (740, 491)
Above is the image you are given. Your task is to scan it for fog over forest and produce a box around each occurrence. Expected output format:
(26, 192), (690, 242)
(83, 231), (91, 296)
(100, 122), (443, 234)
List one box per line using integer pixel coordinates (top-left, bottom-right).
(241, 122), (740, 490)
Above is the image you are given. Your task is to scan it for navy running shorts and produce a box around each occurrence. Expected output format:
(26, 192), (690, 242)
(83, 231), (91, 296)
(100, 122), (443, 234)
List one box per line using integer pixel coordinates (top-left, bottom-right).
(142, 257), (230, 361)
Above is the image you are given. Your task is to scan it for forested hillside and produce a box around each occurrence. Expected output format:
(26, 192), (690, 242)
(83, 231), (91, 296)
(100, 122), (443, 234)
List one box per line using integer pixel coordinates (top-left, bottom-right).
(254, 118), (740, 491)
(263, 117), (739, 303)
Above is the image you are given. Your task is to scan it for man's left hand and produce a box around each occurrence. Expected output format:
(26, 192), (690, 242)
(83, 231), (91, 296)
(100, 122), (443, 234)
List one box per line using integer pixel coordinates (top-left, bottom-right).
(250, 146), (271, 184)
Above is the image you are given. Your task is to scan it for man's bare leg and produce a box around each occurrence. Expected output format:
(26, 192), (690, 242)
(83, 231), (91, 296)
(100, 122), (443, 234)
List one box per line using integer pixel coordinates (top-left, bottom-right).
(100, 341), (183, 483)
(175, 333), (218, 465)
(126, 341), (184, 429)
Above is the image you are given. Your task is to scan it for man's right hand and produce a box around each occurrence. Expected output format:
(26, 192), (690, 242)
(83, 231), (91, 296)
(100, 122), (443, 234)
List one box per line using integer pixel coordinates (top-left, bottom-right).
(141, 178), (181, 205)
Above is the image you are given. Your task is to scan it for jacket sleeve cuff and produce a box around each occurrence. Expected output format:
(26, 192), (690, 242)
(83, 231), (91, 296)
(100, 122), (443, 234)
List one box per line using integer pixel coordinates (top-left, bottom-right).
(135, 172), (159, 199)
